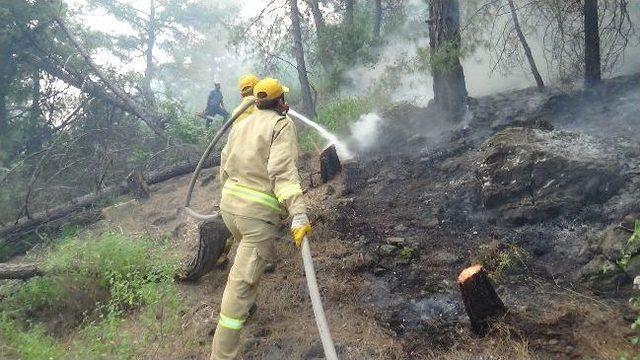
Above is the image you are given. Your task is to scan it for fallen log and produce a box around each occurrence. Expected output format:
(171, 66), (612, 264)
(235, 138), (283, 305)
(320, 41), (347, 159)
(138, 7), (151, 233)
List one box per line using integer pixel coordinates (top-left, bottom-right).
(457, 265), (507, 335)
(0, 263), (42, 280)
(0, 157), (219, 242)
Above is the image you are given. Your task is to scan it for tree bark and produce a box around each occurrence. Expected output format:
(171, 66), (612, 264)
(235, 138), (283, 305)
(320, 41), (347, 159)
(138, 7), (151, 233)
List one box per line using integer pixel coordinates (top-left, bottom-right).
(373, 0), (382, 40)
(507, 0), (544, 89)
(0, 263), (42, 280)
(306, 0), (332, 74)
(143, 0), (157, 107)
(428, 0), (468, 119)
(0, 157), (219, 241)
(584, 0), (601, 87)
(288, 0), (316, 117)
(458, 265), (507, 335)
(320, 144), (341, 183)
(0, 37), (16, 132)
(126, 169), (150, 200)
(345, 0), (355, 28)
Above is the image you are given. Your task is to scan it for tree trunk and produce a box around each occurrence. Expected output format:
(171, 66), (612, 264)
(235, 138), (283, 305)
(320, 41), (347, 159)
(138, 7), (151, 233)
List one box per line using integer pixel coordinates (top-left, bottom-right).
(0, 38), (16, 132)
(306, 0), (332, 74)
(0, 157), (220, 241)
(320, 144), (341, 183)
(0, 263), (42, 280)
(428, 0), (468, 119)
(584, 0), (601, 87)
(288, 0), (316, 117)
(345, 0), (355, 28)
(457, 265), (506, 335)
(373, 0), (382, 40)
(143, 0), (157, 107)
(507, 0), (544, 89)
(126, 169), (150, 200)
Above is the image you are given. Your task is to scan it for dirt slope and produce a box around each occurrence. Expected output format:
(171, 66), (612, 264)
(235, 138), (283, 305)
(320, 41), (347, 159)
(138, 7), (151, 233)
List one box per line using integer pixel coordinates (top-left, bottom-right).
(91, 74), (640, 359)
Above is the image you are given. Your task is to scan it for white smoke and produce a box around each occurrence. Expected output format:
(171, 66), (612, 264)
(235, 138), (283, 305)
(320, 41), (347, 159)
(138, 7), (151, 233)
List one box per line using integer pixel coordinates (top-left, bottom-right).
(349, 113), (384, 151)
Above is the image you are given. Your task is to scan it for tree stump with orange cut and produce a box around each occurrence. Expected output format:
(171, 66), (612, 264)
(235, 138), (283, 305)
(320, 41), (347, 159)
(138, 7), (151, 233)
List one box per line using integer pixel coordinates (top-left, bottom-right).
(457, 265), (506, 335)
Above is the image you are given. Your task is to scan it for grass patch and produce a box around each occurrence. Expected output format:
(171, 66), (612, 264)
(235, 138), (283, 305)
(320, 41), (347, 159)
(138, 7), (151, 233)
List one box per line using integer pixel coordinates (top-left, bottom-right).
(0, 232), (183, 360)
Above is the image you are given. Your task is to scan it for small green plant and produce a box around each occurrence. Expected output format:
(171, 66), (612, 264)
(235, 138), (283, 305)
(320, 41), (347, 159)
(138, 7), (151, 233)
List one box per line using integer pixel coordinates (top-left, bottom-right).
(619, 220), (640, 359)
(476, 241), (528, 278)
(0, 315), (65, 360)
(400, 247), (415, 261)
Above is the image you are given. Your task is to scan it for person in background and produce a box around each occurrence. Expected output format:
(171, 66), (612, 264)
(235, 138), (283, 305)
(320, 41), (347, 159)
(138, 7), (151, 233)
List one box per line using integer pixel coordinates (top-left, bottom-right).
(203, 82), (229, 127)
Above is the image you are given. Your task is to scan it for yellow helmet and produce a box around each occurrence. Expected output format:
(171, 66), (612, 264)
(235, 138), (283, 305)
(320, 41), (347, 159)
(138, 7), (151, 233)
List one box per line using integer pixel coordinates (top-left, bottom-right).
(237, 74), (259, 96)
(253, 77), (289, 101)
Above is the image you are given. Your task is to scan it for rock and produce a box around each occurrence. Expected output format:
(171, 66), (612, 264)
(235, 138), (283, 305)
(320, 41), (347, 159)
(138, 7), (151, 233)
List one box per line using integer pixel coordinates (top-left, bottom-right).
(634, 276), (640, 290)
(325, 185), (336, 196)
(598, 226), (630, 258)
(624, 254), (640, 278)
(564, 345), (575, 355)
(580, 255), (631, 292)
(476, 128), (624, 225)
(379, 244), (397, 257)
(394, 224), (408, 232)
(432, 251), (458, 265)
(548, 339), (559, 346)
(264, 262), (276, 274)
(263, 343), (286, 360)
(385, 237), (405, 246)
(373, 267), (386, 276)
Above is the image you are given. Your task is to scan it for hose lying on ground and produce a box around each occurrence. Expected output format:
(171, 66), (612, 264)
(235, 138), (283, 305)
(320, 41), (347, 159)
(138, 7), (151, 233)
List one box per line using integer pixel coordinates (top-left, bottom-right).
(302, 236), (339, 360)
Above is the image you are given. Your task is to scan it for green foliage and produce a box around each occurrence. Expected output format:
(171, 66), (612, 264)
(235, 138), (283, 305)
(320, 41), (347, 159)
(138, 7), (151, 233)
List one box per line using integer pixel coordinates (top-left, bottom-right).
(618, 221), (640, 359)
(0, 315), (65, 360)
(400, 247), (415, 261)
(476, 242), (528, 279)
(298, 96), (375, 151)
(0, 232), (183, 359)
(617, 220), (640, 269)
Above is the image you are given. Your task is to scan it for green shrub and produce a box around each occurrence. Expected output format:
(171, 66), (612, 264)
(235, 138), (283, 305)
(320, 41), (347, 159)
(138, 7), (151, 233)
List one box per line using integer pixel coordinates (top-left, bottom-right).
(0, 315), (65, 360)
(0, 232), (183, 359)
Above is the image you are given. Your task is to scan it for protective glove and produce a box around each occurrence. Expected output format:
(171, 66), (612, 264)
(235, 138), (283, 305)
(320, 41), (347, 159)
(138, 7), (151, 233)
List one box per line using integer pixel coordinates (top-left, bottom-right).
(291, 213), (312, 247)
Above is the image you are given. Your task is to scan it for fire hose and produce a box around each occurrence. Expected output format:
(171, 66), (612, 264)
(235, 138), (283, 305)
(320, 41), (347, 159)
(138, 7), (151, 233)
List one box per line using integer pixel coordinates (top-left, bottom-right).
(183, 102), (338, 359)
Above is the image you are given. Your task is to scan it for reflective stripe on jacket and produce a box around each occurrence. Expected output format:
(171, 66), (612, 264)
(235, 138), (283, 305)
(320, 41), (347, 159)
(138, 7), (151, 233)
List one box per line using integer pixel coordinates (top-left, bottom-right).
(219, 108), (306, 222)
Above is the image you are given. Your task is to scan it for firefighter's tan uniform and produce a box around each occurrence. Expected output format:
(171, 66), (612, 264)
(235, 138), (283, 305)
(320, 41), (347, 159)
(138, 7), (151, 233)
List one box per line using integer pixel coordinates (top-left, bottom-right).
(231, 95), (257, 124)
(210, 81), (306, 359)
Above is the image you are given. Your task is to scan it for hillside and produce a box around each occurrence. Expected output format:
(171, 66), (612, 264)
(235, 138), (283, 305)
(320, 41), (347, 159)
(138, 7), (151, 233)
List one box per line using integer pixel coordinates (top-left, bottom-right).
(2, 74), (640, 359)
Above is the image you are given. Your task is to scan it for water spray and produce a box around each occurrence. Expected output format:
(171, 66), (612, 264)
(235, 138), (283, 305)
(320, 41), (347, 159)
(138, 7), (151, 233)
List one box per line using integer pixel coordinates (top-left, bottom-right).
(288, 109), (354, 161)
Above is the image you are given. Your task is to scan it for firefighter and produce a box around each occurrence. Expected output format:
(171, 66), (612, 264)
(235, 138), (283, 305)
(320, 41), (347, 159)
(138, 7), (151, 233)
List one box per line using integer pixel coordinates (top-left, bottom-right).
(210, 78), (312, 360)
(231, 74), (259, 124)
(204, 82), (229, 127)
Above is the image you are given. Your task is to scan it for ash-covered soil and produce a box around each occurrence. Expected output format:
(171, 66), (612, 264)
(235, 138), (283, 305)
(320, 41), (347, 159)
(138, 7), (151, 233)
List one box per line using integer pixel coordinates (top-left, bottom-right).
(85, 74), (640, 359)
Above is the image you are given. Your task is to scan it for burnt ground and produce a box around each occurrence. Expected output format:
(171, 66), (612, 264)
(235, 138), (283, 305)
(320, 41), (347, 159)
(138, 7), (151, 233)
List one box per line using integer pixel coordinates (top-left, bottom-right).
(302, 73), (640, 359)
(16, 74), (639, 359)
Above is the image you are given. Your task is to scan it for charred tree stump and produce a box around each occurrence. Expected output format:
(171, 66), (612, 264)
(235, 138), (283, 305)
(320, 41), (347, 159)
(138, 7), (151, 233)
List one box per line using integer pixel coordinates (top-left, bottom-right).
(320, 144), (342, 183)
(126, 170), (150, 200)
(457, 265), (506, 335)
(181, 217), (230, 281)
(342, 160), (364, 195)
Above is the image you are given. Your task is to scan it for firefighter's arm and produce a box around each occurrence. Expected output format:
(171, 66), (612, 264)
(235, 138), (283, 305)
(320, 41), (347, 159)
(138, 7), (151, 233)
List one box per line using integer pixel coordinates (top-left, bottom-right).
(267, 116), (306, 216)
